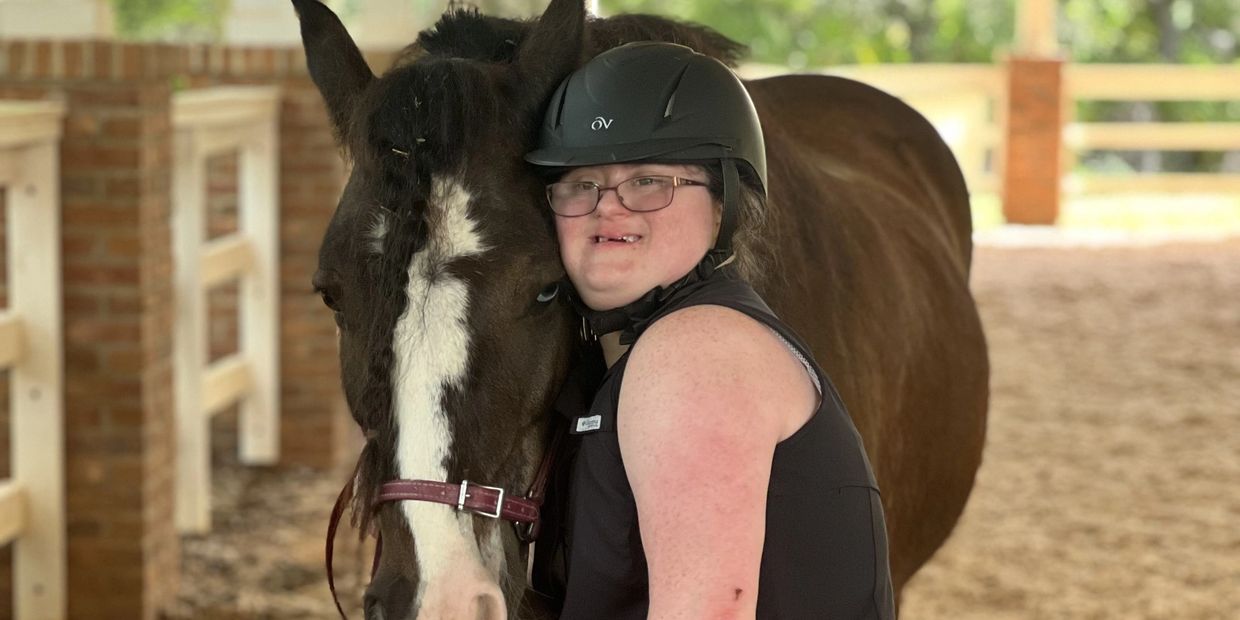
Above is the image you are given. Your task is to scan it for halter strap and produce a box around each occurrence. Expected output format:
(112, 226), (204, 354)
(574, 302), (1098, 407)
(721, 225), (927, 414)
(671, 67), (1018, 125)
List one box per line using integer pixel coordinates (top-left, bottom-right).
(374, 480), (540, 521)
(324, 425), (568, 619)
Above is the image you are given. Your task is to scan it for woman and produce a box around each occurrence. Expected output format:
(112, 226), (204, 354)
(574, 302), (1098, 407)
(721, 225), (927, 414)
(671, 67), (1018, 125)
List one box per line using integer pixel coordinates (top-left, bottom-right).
(526, 42), (894, 619)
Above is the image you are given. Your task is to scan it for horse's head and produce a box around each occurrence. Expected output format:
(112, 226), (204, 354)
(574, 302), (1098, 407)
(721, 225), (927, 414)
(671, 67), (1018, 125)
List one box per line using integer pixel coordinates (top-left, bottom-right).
(293, 0), (587, 617)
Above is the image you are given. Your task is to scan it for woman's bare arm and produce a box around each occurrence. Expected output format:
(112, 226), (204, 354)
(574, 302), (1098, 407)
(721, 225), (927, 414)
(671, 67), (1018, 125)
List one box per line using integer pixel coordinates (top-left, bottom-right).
(619, 304), (818, 620)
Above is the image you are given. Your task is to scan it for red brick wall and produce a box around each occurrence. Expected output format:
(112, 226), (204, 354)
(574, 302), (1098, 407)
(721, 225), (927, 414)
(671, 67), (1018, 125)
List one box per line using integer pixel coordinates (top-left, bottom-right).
(0, 38), (369, 618)
(272, 77), (354, 467)
(1002, 55), (1064, 224)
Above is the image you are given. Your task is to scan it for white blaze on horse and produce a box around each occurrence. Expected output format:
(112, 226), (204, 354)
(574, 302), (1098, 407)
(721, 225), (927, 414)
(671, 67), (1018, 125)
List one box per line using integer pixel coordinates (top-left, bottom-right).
(295, 0), (989, 618)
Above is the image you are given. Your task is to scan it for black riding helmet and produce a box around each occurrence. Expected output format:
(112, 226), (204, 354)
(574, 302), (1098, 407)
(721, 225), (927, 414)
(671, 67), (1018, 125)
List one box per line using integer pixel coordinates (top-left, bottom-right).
(525, 41), (767, 260)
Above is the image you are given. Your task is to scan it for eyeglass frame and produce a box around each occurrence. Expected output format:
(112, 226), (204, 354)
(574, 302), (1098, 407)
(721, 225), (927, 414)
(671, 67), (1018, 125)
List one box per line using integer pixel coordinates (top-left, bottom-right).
(544, 174), (710, 217)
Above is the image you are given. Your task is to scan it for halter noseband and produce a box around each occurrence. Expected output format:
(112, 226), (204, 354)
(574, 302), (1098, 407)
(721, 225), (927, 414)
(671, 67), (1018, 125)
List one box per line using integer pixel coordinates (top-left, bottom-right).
(325, 426), (566, 619)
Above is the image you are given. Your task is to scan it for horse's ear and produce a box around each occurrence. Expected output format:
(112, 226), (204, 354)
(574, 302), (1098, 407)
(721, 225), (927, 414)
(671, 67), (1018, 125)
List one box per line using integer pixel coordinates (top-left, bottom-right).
(292, 0), (375, 140)
(514, 0), (586, 117)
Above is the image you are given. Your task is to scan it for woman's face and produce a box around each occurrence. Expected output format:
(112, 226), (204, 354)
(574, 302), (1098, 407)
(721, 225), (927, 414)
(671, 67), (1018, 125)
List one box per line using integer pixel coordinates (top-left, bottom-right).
(554, 162), (718, 311)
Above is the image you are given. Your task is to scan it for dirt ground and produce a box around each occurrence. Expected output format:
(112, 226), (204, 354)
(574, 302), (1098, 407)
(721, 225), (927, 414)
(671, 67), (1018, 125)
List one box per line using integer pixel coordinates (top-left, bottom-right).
(168, 234), (1240, 619)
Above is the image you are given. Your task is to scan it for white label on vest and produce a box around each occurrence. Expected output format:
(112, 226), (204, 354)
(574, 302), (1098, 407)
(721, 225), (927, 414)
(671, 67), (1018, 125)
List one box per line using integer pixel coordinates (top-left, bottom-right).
(575, 415), (602, 433)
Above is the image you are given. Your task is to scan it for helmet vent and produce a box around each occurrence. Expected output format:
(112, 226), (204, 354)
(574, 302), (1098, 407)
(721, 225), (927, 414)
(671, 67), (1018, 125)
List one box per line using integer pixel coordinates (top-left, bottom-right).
(662, 64), (691, 119)
(552, 82), (569, 129)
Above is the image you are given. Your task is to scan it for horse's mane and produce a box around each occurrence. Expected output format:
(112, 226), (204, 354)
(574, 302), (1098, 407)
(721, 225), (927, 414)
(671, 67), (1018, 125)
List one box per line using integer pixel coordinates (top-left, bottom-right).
(406, 9), (747, 67)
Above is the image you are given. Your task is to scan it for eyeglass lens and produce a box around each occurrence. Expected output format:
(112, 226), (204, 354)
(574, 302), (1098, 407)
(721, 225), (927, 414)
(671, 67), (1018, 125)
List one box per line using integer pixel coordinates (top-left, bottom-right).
(548, 176), (680, 216)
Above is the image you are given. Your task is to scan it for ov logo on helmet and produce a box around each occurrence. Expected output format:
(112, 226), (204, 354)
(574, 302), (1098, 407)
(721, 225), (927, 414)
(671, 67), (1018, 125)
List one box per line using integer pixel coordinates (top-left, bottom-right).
(591, 116), (614, 130)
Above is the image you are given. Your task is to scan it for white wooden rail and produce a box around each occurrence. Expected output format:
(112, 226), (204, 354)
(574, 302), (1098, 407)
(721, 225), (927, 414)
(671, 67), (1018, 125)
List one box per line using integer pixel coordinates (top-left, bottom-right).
(1063, 64), (1240, 195)
(740, 63), (1004, 195)
(744, 62), (1240, 201)
(0, 100), (67, 619)
(172, 86), (280, 533)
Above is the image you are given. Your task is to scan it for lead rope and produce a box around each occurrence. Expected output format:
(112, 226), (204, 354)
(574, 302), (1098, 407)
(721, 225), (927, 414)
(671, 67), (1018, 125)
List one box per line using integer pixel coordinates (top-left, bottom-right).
(326, 456), (363, 620)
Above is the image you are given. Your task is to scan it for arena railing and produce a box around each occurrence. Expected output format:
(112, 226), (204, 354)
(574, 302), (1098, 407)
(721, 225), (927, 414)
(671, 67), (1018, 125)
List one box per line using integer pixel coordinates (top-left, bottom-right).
(171, 86), (281, 534)
(1063, 64), (1240, 195)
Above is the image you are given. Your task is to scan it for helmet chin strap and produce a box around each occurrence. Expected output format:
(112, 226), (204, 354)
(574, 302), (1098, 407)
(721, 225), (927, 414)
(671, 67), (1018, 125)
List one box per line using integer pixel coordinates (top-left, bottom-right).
(715, 158), (740, 256)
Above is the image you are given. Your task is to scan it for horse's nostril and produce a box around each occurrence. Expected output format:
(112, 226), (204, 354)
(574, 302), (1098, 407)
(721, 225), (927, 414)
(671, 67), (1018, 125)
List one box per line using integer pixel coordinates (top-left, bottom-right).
(475, 592), (504, 620)
(366, 605), (386, 620)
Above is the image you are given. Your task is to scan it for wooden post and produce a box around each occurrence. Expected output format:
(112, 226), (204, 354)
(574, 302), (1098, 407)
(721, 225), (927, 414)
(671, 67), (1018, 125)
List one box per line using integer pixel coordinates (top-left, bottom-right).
(238, 103), (280, 465)
(1002, 0), (1065, 225)
(172, 126), (211, 533)
(0, 100), (67, 620)
(1016, 0), (1058, 57)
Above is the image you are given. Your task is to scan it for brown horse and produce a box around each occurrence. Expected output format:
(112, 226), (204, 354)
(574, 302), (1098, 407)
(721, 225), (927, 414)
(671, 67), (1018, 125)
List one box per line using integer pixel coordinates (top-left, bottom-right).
(294, 0), (988, 617)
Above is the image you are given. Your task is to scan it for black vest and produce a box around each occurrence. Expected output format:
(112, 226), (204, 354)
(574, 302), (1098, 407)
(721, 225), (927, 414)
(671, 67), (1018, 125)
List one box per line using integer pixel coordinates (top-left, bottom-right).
(533, 276), (895, 619)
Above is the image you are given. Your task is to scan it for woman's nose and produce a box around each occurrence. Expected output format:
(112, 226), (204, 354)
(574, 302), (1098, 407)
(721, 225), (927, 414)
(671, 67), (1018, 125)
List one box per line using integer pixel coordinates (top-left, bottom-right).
(594, 187), (628, 217)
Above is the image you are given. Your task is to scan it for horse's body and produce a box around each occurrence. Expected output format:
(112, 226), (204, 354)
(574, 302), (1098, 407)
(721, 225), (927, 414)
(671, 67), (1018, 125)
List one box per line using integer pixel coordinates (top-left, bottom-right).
(294, 0), (987, 617)
(745, 75), (988, 588)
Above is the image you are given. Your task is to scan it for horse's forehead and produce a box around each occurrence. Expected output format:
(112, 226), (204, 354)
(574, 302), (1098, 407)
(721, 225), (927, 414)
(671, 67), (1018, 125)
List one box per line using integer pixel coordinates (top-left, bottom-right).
(425, 176), (487, 257)
(367, 58), (503, 142)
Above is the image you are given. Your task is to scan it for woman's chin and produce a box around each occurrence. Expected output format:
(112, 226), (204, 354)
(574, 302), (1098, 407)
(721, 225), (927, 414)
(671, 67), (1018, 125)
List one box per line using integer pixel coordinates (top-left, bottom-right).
(578, 284), (643, 312)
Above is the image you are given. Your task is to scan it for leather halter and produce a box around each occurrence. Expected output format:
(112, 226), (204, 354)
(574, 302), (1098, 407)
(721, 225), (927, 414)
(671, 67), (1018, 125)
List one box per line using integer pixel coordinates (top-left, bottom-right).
(325, 427), (566, 619)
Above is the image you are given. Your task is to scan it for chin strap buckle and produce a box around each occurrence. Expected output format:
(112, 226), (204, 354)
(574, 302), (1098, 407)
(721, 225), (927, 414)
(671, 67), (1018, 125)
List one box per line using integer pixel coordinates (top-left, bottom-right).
(579, 316), (598, 342)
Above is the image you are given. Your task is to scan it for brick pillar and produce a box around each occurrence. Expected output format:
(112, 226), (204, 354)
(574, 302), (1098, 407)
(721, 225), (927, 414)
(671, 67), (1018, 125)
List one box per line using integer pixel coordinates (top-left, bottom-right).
(274, 75), (354, 467)
(1001, 56), (1064, 225)
(1, 41), (185, 619)
(62, 78), (179, 620)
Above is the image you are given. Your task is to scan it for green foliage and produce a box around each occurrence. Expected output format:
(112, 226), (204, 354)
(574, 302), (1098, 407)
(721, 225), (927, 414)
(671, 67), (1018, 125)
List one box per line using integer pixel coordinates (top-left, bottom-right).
(1062, 0), (1237, 64)
(601, 0), (1237, 68)
(110, 0), (231, 41)
(1059, 0), (1239, 171)
(601, 0), (1015, 67)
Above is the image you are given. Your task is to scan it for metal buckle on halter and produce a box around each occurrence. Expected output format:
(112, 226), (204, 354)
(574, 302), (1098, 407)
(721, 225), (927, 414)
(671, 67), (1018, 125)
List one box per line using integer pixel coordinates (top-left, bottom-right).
(457, 480), (505, 519)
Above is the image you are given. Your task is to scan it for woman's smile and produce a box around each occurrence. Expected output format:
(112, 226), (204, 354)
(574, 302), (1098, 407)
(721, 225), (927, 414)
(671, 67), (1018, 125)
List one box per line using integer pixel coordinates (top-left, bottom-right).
(590, 233), (644, 246)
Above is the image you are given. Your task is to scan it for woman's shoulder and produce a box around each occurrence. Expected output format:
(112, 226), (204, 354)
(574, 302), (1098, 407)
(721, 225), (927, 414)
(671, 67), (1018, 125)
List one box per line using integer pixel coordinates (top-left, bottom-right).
(635, 303), (772, 366)
(621, 303), (816, 438)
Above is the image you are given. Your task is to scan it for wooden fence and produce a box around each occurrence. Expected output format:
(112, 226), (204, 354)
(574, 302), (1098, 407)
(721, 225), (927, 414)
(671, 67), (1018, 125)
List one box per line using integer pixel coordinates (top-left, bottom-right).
(741, 62), (1240, 208)
(1063, 64), (1240, 195)
(0, 100), (66, 619)
(172, 86), (281, 534)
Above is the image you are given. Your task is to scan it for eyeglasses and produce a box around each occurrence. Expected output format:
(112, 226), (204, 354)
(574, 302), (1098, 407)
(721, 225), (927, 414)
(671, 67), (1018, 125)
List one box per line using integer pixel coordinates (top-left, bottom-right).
(545, 175), (709, 217)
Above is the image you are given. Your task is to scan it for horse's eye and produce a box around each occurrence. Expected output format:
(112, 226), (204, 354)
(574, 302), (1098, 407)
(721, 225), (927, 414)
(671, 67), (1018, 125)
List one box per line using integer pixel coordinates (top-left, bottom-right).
(312, 270), (344, 312)
(536, 282), (559, 303)
(319, 290), (339, 310)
